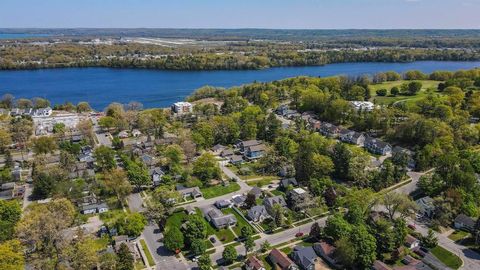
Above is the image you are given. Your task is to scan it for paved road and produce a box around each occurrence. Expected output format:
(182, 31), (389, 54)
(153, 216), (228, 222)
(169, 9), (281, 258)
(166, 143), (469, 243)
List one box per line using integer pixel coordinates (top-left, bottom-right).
(127, 192), (146, 213)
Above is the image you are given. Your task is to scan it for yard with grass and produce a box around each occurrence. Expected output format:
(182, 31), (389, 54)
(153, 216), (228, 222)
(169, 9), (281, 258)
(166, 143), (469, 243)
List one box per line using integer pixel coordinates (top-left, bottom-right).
(223, 207), (256, 236)
(140, 239), (155, 267)
(228, 163), (278, 183)
(246, 177), (278, 187)
(369, 80), (441, 107)
(448, 230), (470, 242)
(164, 211), (188, 232)
(431, 246), (463, 269)
(215, 228), (236, 243)
(201, 182), (241, 199)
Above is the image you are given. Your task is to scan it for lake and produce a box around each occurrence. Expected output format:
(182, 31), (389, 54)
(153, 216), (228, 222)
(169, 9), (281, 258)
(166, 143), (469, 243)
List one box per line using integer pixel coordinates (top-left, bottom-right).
(0, 61), (479, 110)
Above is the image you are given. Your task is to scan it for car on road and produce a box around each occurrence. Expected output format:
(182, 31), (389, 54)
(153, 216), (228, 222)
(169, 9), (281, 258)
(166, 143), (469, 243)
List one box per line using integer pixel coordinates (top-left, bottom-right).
(295, 232), (304, 237)
(210, 237), (216, 243)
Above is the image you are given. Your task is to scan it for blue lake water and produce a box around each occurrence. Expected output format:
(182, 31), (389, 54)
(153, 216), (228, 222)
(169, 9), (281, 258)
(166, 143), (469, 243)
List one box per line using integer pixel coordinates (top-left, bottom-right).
(0, 61), (479, 110)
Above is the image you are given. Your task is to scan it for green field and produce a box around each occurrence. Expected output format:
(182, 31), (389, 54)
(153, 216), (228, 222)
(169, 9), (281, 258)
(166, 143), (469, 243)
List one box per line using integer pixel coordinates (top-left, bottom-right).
(431, 246), (463, 269)
(140, 239), (155, 267)
(164, 211), (188, 232)
(369, 80), (441, 107)
(448, 230), (470, 242)
(215, 228), (236, 243)
(201, 182), (241, 199)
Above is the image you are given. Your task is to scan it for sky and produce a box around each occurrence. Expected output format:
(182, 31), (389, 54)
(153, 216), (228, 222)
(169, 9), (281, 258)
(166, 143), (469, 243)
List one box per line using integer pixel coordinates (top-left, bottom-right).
(1, 0), (479, 29)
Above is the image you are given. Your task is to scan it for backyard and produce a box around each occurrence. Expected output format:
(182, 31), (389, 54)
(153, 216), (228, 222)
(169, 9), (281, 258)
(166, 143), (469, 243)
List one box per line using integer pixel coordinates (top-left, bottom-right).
(201, 182), (241, 199)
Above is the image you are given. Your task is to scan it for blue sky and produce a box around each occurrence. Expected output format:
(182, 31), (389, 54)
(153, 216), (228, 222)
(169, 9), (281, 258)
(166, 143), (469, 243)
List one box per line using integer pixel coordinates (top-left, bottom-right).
(1, 0), (479, 29)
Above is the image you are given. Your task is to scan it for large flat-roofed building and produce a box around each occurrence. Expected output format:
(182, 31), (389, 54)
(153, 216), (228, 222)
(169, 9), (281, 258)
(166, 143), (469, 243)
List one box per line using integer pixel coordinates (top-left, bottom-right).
(171, 102), (193, 114)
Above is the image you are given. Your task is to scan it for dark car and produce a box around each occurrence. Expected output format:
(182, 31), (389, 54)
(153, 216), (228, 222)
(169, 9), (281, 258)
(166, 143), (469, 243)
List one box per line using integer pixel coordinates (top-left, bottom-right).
(210, 237), (216, 243)
(295, 232), (304, 237)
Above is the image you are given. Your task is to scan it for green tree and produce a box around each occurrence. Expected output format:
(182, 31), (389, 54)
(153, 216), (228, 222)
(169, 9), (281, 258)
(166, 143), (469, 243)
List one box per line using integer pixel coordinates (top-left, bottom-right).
(183, 215), (208, 243)
(192, 121), (215, 149)
(164, 144), (184, 172)
(76, 102), (92, 113)
(197, 254), (212, 270)
(422, 229), (438, 248)
(335, 237), (356, 268)
(244, 236), (255, 256)
(260, 240), (271, 253)
(309, 222), (322, 240)
(240, 226), (254, 240)
(0, 240), (25, 270)
(68, 237), (99, 270)
(382, 193), (417, 220)
(116, 213), (147, 237)
(117, 243), (134, 270)
(324, 214), (352, 241)
(164, 227), (185, 252)
(103, 168), (132, 204)
(190, 238), (207, 256)
(192, 152), (221, 182)
(350, 225), (377, 268)
(0, 200), (22, 241)
(222, 245), (237, 265)
(31, 136), (57, 155)
(126, 162), (150, 190)
(93, 146), (116, 171)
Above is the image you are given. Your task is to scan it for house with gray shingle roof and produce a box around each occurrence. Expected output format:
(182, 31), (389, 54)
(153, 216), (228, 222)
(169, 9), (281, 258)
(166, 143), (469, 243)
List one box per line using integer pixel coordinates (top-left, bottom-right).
(247, 205), (270, 223)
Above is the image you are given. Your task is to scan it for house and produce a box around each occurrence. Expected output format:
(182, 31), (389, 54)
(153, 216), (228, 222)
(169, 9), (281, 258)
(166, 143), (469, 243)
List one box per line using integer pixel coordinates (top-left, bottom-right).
(249, 186), (263, 199)
(232, 195), (246, 207)
(185, 206), (196, 215)
(32, 107), (53, 117)
(372, 260), (393, 270)
(171, 102), (193, 114)
(313, 241), (340, 268)
(339, 130), (366, 146)
(221, 149), (234, 157)
(405, 235), (420, 249)
(140, 154), (156, 168)
(245, 144), (266, 160)
(415, 196), (435, 218)
(118, 130), (129, 138)
(287, 188), (309, 211)
(113, 235), (139, 259)
(264, 195), (287, 215)
(269, 248), (299, 270)
(364, 137), (392, 155)
(215, 199), (232, 209)
(212, 144), (226, 155)
(280, 178), (298, 189)
(392, 146), (416, 169)
(246, 256), (266, 270)
(247, 205), (270, 223)
(204, 207), (237, 229)
(81, 202), (109, 214)
(229, 155), (244, 165)
(237, 140), (262, 153)
(149, 167), (165, 186)
(319, 123), (340, 138)
(132, 129), (141, 137)
(454, 214), (476, 232)
(291, 246), (323, 270)
(176, 185), (203, 199)
(350, 101), (375, 111)
(308, 119), (322, 131)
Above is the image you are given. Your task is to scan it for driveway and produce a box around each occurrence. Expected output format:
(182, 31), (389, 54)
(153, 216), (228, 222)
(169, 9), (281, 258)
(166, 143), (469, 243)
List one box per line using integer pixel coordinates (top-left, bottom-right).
(128, 192), (146, 213)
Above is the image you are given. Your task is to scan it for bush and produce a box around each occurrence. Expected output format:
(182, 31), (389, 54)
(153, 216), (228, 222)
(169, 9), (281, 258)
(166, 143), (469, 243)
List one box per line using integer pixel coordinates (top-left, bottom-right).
(376, 89), (388, 96)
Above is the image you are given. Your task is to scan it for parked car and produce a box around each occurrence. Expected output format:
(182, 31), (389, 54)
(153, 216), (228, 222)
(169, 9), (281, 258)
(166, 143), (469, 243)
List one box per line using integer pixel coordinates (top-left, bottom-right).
(210, 237), (216, 243)
(295, 232), (304, 237)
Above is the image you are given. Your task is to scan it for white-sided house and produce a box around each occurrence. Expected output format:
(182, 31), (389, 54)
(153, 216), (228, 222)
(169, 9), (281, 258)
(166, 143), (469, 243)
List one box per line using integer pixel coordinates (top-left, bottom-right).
(405, 235), (420, 250)
(81, 202), (109, 214)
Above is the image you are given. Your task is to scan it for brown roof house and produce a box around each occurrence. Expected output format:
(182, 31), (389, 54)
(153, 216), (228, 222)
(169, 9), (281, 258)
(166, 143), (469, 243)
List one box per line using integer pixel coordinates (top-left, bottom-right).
(269, 248), (299, 270)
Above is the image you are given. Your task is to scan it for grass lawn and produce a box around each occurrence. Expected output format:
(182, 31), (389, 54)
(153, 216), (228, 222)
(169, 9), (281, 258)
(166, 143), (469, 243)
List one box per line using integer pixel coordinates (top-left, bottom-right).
(270, 189), (285, 197)
(431, 246), (463, 269)
(201, 182), (241, 199)
(280, 246), (293, 255)
(369, 80), (441, 106)
(99, 209), (126, 224)
(246, 176), (278, 187)
(215, 228), (236, 243)
(134, 260), (146, 270)
(140, 239), (155, 267)
(448, 230), (470, 242)
(223, 208), (255, 236)
(164, 211), (188, 232)
(93, 236), (111, 251)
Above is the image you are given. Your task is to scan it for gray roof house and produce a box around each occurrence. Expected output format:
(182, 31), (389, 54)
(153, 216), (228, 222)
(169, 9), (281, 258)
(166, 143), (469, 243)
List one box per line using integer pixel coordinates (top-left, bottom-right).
(231, 195), (246, 207)
(205, 208), (237, 229)
(249, 186), (263, 199)
(319, 123), (340, 138)
(364, 137), (392, 156)
(215, 199), (232, 209)
(263, 195), (287, 215)
(247, 205), (270, 223)
(454, 214), (476, 232)
(339, 129), (366, 146)
(229, 155), (244, 165)
(415, 196), (435, 218)
(176, 185), (203, 199)
(237, 140), (262, 153)
(291, 246), (323, 270)
(280, 178), (298, 189)
(149, 167), (165, 186)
